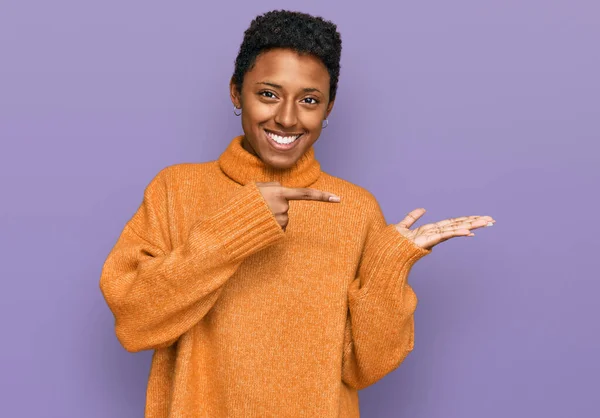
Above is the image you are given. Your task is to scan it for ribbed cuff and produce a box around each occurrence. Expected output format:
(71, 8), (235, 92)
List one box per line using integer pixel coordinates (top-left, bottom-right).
(188, 182), (285, 263)
(355, 224), (431, 298)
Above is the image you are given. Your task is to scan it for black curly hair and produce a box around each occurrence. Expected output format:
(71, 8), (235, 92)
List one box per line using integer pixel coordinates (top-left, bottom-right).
(232, 10), (342, 102)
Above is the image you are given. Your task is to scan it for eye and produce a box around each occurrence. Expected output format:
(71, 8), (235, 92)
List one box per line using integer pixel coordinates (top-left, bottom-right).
(302, 97), (319, 105)
(259, 91), (277, 99)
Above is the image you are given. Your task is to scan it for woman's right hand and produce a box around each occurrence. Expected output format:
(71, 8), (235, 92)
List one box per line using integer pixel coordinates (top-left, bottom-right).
(255, 181), (341, 231)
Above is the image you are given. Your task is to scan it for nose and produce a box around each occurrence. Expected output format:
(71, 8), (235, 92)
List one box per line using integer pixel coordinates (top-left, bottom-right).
(274, 100), (298, 128)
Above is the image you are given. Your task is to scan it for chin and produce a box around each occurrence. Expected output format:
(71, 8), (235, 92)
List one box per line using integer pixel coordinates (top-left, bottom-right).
(259, 150), (300, 170)
(253, 131), (314, 170)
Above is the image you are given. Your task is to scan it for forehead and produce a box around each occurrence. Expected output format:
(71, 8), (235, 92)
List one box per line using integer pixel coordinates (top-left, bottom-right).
(246, 48), (330, 88)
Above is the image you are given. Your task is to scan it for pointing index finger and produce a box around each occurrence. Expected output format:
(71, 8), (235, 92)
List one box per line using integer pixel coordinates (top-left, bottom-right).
(282, 187), (341, 202)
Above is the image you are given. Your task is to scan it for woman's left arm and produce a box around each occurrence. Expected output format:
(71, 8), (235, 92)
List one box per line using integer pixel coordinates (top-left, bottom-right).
(341, 215), (430, 390)
(341, 199), (494, 390)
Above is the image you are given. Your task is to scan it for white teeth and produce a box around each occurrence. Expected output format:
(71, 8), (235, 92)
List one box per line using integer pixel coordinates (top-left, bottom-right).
(266, 131), (300, 145)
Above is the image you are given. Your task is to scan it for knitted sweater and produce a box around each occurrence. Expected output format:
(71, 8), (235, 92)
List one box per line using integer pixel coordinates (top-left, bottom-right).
(99, 135), (431, 417)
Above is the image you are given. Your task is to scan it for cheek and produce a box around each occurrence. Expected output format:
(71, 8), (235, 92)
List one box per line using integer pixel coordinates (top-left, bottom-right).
(243, 97), (273, 123)
(299, 111), (325, 131)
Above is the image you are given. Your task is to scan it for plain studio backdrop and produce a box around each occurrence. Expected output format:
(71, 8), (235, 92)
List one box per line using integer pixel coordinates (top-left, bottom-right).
(1, 1), (598, 417)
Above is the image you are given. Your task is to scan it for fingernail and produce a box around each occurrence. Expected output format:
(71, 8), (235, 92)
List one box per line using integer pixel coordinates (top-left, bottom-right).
(329, 195), (341, 202)
(486, 222), (494, 227)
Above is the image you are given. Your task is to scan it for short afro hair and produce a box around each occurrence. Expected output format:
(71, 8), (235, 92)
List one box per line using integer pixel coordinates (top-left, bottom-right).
(232, 10), (342, 102)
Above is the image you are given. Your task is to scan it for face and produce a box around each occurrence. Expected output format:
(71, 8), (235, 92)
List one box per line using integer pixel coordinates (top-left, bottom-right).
(230, 48), (335, 170)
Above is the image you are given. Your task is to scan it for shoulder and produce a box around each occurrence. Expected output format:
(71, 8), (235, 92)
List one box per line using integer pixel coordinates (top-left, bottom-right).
(147, 161), (220, 187)
(137, 162), (219, 203)
(156, 161), (217, 180)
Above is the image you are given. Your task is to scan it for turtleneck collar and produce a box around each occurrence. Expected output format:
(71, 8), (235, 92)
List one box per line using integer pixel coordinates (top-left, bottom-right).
(218, 135), (321, 188)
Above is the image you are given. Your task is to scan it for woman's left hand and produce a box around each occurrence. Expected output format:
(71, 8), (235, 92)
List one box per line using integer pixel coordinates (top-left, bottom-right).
(394, 208), (495, 251)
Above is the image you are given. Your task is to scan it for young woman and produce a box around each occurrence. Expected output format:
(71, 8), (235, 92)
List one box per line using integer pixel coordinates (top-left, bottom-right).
(100, 10), (495, 417)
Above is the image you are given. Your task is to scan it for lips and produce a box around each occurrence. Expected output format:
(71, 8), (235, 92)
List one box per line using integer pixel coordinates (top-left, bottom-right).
(263, 129), (304, 150)
(264, 129), (303, 142)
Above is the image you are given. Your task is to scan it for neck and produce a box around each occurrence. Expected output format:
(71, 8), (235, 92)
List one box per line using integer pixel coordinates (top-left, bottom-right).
(241, 136), (259, 157)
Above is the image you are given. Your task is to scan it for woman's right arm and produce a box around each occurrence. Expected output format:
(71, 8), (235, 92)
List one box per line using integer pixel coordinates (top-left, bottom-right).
(99, 167), (285, 353)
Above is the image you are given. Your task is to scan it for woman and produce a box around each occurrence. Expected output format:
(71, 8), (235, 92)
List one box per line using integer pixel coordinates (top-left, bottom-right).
(99, 9), (495, 417)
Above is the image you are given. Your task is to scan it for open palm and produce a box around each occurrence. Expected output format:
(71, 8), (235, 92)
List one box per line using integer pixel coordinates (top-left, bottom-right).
(395, 208), (495, 251)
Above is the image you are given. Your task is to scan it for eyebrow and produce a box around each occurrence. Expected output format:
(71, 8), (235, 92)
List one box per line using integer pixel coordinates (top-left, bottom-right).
(256, 81), (323, 95)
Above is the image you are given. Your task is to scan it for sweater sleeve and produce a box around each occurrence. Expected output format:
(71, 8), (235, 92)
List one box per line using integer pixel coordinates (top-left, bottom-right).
(99, 167), (285, 353)
(341, 198), (431, 390)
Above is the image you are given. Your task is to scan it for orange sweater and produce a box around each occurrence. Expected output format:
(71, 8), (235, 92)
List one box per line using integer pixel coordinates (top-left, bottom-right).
(99, 135), (431, 417)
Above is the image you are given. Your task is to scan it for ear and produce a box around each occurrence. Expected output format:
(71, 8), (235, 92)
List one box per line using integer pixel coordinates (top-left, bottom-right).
(325, 99), (335, 119)
(229, 77), (241, 108)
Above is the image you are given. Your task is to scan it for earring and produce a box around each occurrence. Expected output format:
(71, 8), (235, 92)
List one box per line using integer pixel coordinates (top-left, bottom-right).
(322, 119), (328, 129)
(233, 105), (242, 116)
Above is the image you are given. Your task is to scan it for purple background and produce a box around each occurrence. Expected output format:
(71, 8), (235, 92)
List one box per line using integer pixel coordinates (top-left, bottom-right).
(1, 1), (598, 417)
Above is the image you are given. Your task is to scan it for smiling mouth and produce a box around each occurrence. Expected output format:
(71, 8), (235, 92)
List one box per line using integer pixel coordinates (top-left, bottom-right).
(264, 129), (303, 145)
